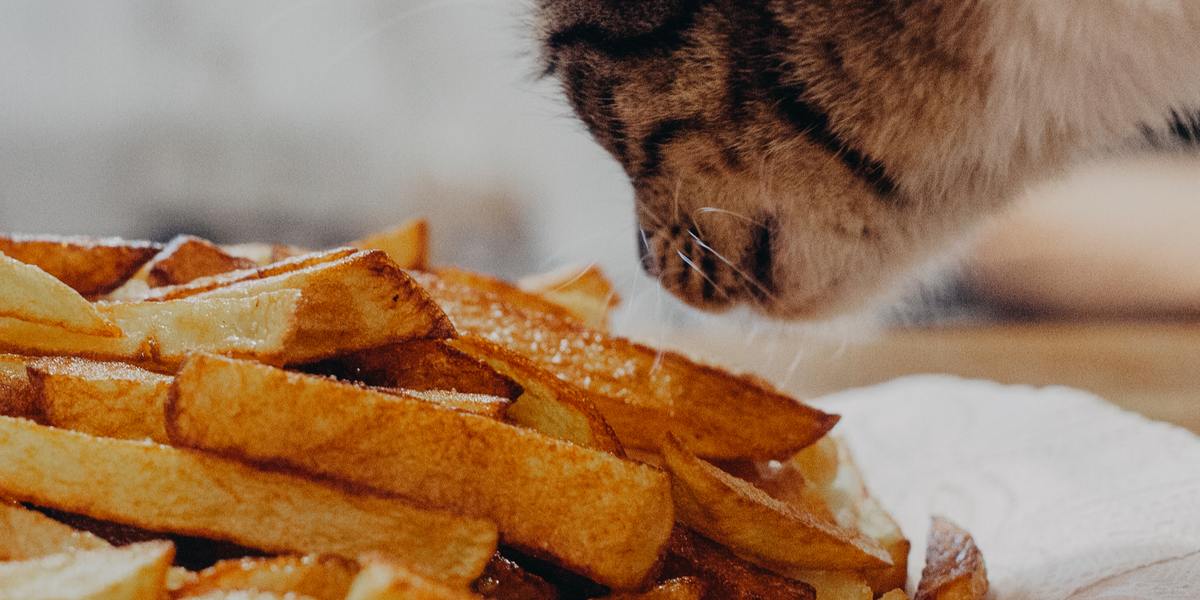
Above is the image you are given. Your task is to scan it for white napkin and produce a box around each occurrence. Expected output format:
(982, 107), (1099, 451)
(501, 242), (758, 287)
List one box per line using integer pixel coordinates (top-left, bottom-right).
(815, 375), (1200, 599)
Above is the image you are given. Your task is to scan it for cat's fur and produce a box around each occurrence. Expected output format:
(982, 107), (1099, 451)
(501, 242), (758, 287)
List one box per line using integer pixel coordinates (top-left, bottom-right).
(537, 0), (1200, 317)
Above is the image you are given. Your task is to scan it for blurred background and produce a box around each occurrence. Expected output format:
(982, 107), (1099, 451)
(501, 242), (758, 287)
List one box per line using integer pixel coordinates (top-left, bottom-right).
(1, 1), (1197, 430)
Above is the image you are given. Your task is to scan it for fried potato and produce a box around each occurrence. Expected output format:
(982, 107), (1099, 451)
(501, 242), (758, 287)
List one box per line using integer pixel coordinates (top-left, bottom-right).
(140, 248), (359, 301)
(0, 416), (498, 585)
(880, 589), (911, 600)
(517, 263), (620, 329)
(148, 250), (455, 362)
(0, 234), (160, 297)
(0, 540), (173, 600)
(168, 354), (674, 590)
(0, 354), (35, 418)
(28, 356), (172, 443)
(605, 577), (705, 600)
(221, 243), (312, 267)
(0, 289), (303, 367)
(389, 389), (509, 418)
(662, 529), (815, 600)
(146, 235), (256, 287)
(306, 340), (522, 400)
(0, 498), (111, 561)
(471, 555), (557, 600)
(174, 555), (359, 600)
(414, 271), (837, 460)
(660, 436), (891, 572)
(915, 518), (987, 600)
(447, 336), (623, 454)
(351, 218), (429, 270)
(0, 251), (119, 336)
(179, 592), (316, 600)
(346, 555), (478, 600)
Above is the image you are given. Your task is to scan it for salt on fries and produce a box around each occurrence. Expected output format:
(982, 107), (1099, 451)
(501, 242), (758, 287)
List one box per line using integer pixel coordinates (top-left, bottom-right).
(0, 221), (987, 598)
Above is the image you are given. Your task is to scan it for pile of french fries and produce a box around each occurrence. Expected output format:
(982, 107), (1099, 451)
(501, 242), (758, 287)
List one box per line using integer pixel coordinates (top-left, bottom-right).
(0, 218), (988, 599)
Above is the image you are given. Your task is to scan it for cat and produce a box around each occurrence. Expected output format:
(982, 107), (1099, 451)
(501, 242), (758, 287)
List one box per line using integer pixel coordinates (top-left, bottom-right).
(536, 0), (1200, 318)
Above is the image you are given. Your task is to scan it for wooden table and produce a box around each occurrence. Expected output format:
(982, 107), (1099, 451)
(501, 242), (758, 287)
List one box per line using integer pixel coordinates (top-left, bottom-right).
(658, 321), (1200, 434)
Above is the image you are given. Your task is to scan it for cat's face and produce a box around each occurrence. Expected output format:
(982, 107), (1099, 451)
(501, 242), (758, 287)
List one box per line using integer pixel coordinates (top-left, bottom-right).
(537, 0), (969, 318)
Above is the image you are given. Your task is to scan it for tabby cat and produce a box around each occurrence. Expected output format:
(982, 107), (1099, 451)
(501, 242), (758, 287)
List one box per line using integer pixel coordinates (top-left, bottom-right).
(536, 0), (1200, 318)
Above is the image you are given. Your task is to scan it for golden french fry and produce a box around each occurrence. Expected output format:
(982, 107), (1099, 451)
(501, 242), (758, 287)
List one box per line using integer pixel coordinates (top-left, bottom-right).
(179, 592), (316, 600)
(0, 289), (303, 367)
(517, 263), (621, 329)
(413, 271), (837, 460)
(660, 435), (891, 572)
(28, 356), (172, 443)
(167, 354), (674, 590)
(305, 340), (522, 400)
(662, 529), (815, 600)
(470, 555), (557, 600)
(605, 577), (705, 600)
(351, 218), (430, 270)
(447, 336), (623, 454)
(880, 589), (911, 600)
(0, 416), (498, 585)
(781, 571), (873, 600)
(346, 555), (478, 600)
(0, 540), (174, 600)
(0, 251), (119, 336)
(0, 498), (111, 561)
(221, 243), (312, 267)
(145, 235), (256, 287)
(0, 234), (160, 297)
(390, 389), (508, 419)
(915, 518), (988, 600)
(0, 354), (35, 418)
(174, 556), (359, 600)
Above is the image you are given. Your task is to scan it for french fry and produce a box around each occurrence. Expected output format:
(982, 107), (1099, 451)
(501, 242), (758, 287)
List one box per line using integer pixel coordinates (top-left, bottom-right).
(167, 354), (674, 590)
(28, 356), (172, 443)
(660, 435), (891, 572)
(471, 555), (557, 600)
(413, 271), (837, 460)
(880, 589), (911, 600)
(0, 234), (160, 296)
(605, 577), (705, 600)
(447, 336), (623, 454)
(146, 235), (256, 287)
(0, 416), (498, 585)
(0, 354), (35, 418)
(305, 340), (522, 400)
(914, 518), (988, 600)
(780, 571), (873, 600)
(179, 592), (314, 600)
(0, 251), (119, 336)
(139, 248), (358, 302)
(517, 263), (620, 329)
(351, 218), (430, 270)
(0, 498), (111, 561)
(174, 555), (359, 600)
(346, 555), (478, 600)
(221, 243), (312, 267)
(0, 540), (174, 600)
(662, 529), (815, 600)
(0, 289), (303, 367)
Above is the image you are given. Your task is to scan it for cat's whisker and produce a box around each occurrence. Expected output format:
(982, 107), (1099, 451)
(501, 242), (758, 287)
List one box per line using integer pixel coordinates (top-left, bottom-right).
(691, 207), (765, 228)
(686, 230), (776, 301)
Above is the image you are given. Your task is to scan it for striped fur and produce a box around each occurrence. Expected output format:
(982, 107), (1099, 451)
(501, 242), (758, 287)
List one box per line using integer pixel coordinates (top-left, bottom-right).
(538, 0), (1200, 317)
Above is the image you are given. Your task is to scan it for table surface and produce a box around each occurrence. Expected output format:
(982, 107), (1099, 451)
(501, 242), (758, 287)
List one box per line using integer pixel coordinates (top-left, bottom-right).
(664, 321), (1200, 434)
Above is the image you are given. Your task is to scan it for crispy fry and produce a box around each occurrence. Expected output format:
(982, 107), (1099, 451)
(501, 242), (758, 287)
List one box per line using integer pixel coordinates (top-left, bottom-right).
(167, 354), (674, 590)
(0, 354), (35, 418)
(517, 263), (621, 329)
(0, 498), (111, 561)
(180, 592), (316, 600)
(661, 435), (891, 572)
(306, 340), (522, 400)
(605, 577), (705, 600)
(0, 416), (498, 585)
(662, 529), (815, 600)
(351, 218), (430, 270)
(781, 571), (873, 600)
(0, 251), (119, 336)
(0, 234), (160, 296)
(140, 248), (358, 301)
(447, 336), (622, 454)
(146, 235), (256, 287)
(471, 555), (557, 600)
(413, 271), (837, 460)
(346, 555), (478, 600)
(0, 540), (174, 600)
(389, 389), (509, 418)
(28, 356), (172, 443)
(0, 289), (304, 367)
(880, 589), (911, 600)
(221, 243), (312, 267)
(915, 518), (987, 600)
(174, 555), (359, 600)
